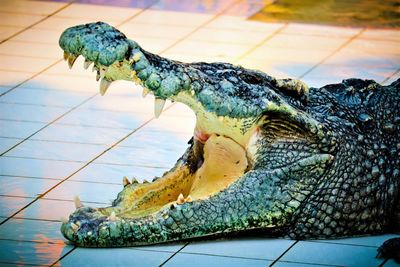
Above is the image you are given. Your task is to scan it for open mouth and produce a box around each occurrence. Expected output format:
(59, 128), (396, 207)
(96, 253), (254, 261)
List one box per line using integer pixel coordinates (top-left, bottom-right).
(59, 22), (333, 247)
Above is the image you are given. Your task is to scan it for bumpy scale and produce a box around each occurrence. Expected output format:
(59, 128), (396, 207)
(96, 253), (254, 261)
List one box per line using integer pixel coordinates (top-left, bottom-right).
(59, 22), (399, 262)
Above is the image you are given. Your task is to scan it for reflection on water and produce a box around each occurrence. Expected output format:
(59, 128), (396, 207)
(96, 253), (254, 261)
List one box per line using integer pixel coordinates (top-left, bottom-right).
(252, 0), (400, 28)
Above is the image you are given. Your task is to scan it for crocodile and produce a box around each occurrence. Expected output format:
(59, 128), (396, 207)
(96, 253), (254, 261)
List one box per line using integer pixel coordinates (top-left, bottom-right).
(59, 22), (399, 262)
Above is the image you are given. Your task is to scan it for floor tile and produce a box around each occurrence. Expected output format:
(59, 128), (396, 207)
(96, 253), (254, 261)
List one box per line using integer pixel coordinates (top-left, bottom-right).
(58, 107), (153, 129)
(0, 239), (73, 266)
(13, 198), (103, 221)
(130, 9), (213, 26)
(0, 0), (66, 16)
(0, 196), (32, 217)
(134, 242), (186, 253)
(44, 179), (120, 203)
(0, 176), (60, 198)
(95, 145), (176, 169)
(59, 247), (172, 267)
(360, 28), (400, 42)
(167, 39), (251, 60)
(0, 86), (10, 94)
(0, 26), (24, 42)
(189, 27), (268, 45)
(0, 12), (45, 27)
(0, 157), (83, 179)
(0, 70), (34, 87)
(33, 16), (119, 31)
(0, 137), (22, 154)
(11, 28), (60, 44)
(0, 87), (92, 108)
(33, 123), (130, 145)
(55, 3), (141, 21)
(207, 16), (285, 32)
(164, 252), (272, 267)
(143, 114), (195, 133)
(69, 162), (168, 184)
(23, 73), (98, 92)
(182, 238), (295, 260)
(0, 103), (69, 122)
(0, 218), (65, 244)
(319, 234), (400, 248)
(273, 262), (327, 267)
(151, 0), (237, 14)
(325, 49), (399, 68)
(0, 120), (46, 139)
(5, 140), (108, 162)
(119, 23), (195, 40)
(280, 241), (384, 266)
(0, 54), (56, 73)
(282, 23), (361, 37)
(0, 40), (62, 59)
(44, 58), (94, 77)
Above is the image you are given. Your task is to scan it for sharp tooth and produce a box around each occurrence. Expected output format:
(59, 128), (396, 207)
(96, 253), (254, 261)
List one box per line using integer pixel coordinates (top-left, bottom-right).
(83, 59), (92, 70)
(99, 78), (111, 95)
(154, 98), (166, 118)
(142, 88), (150, 98)
(92, 65), (97, 72)
(177, 193), (185, 205)
(99, 66), (108, 79)
(143, 179), (149, 184)
(109, 211), (117, 221)
(96, 71), (101, 81)
(63, 51), (69, 61)
(74, 196), (83, 209)
(131, 177), (139, 184)
(68, 54), (78, 69)
(185, 195), (193, 203)
(70, 222), (79, 232)
(123, 176), (130, 187)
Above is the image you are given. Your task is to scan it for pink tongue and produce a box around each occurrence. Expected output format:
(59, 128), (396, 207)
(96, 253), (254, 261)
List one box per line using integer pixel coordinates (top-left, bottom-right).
(194, 129), (209, 143)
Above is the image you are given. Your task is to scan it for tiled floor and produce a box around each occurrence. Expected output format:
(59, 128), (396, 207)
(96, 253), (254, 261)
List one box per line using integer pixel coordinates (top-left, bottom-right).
(0, 0), (399, 266)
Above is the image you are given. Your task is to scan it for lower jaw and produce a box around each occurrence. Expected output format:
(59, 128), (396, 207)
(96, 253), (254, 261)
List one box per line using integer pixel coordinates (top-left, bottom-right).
(62, 133), (250, 246)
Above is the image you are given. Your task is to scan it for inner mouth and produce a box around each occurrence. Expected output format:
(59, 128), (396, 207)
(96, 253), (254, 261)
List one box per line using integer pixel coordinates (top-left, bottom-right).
(98, 131), (249, 220)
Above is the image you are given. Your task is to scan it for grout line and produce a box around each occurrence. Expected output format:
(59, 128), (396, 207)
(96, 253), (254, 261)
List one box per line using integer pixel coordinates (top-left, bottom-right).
(49, 246), (77, 267)
(153, 0), (244, 56)
(269, 240), (298, 266)
(297, 28), (367, 79)
(172, 251), (274, 261)
(159, 242), (189, 266)
(0, 93), (98, 156)
(0, 103), (176, 226)
(381, 68), (400, 84)
(233, 23), (288, 64)
(0, 2), (74, 45)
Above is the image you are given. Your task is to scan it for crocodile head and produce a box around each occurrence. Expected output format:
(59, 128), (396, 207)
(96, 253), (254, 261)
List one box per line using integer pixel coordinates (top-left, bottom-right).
(59, 22), (399, 247)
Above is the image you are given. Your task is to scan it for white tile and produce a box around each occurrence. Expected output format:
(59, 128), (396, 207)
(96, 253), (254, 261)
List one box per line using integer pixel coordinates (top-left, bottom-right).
(0, 54), (56, 72)
(23, 73), (98, 92)
(0, 41), (61, 59)
(189, 27), (268, 45)
(207, 16), (285, 32)
(0, 157), (83, 179)
(283, 23), (362, 37)
(0, 137), (21, 154)
(182, 238), (295, 260)
(130, 9), (213, 26)
(0, 120), (46, 139)
(5, 140), (107, 162)
(0, 102), (69, 122)
(164, 253), (271, 267)
(0, 196), (32, 217)
(60, 247), (172, 267)
(56, 3), (140, 21)
(33, 16), (119, 31)
(0, 25), (24, 41)
(11, 28), (60, 44)
(0, 70), (34, 87)
(118, 23), (195, 40)
(0, 12), (45, 27)
(0, 176), (59, 198)
(0, 87), (92, 107)
(44, 180), (120, 203)
(0, 0), (66, 15)
(281, 241), (384, 266)
(0, 239), (73, 266)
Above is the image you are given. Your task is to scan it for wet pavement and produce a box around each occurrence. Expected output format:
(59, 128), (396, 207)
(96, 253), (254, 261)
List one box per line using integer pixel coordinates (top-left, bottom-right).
(0, 0), (399, 266)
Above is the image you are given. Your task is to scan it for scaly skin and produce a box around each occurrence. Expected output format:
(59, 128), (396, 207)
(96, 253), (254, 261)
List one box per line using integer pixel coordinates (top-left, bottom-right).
(59, 22), (399, 262)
